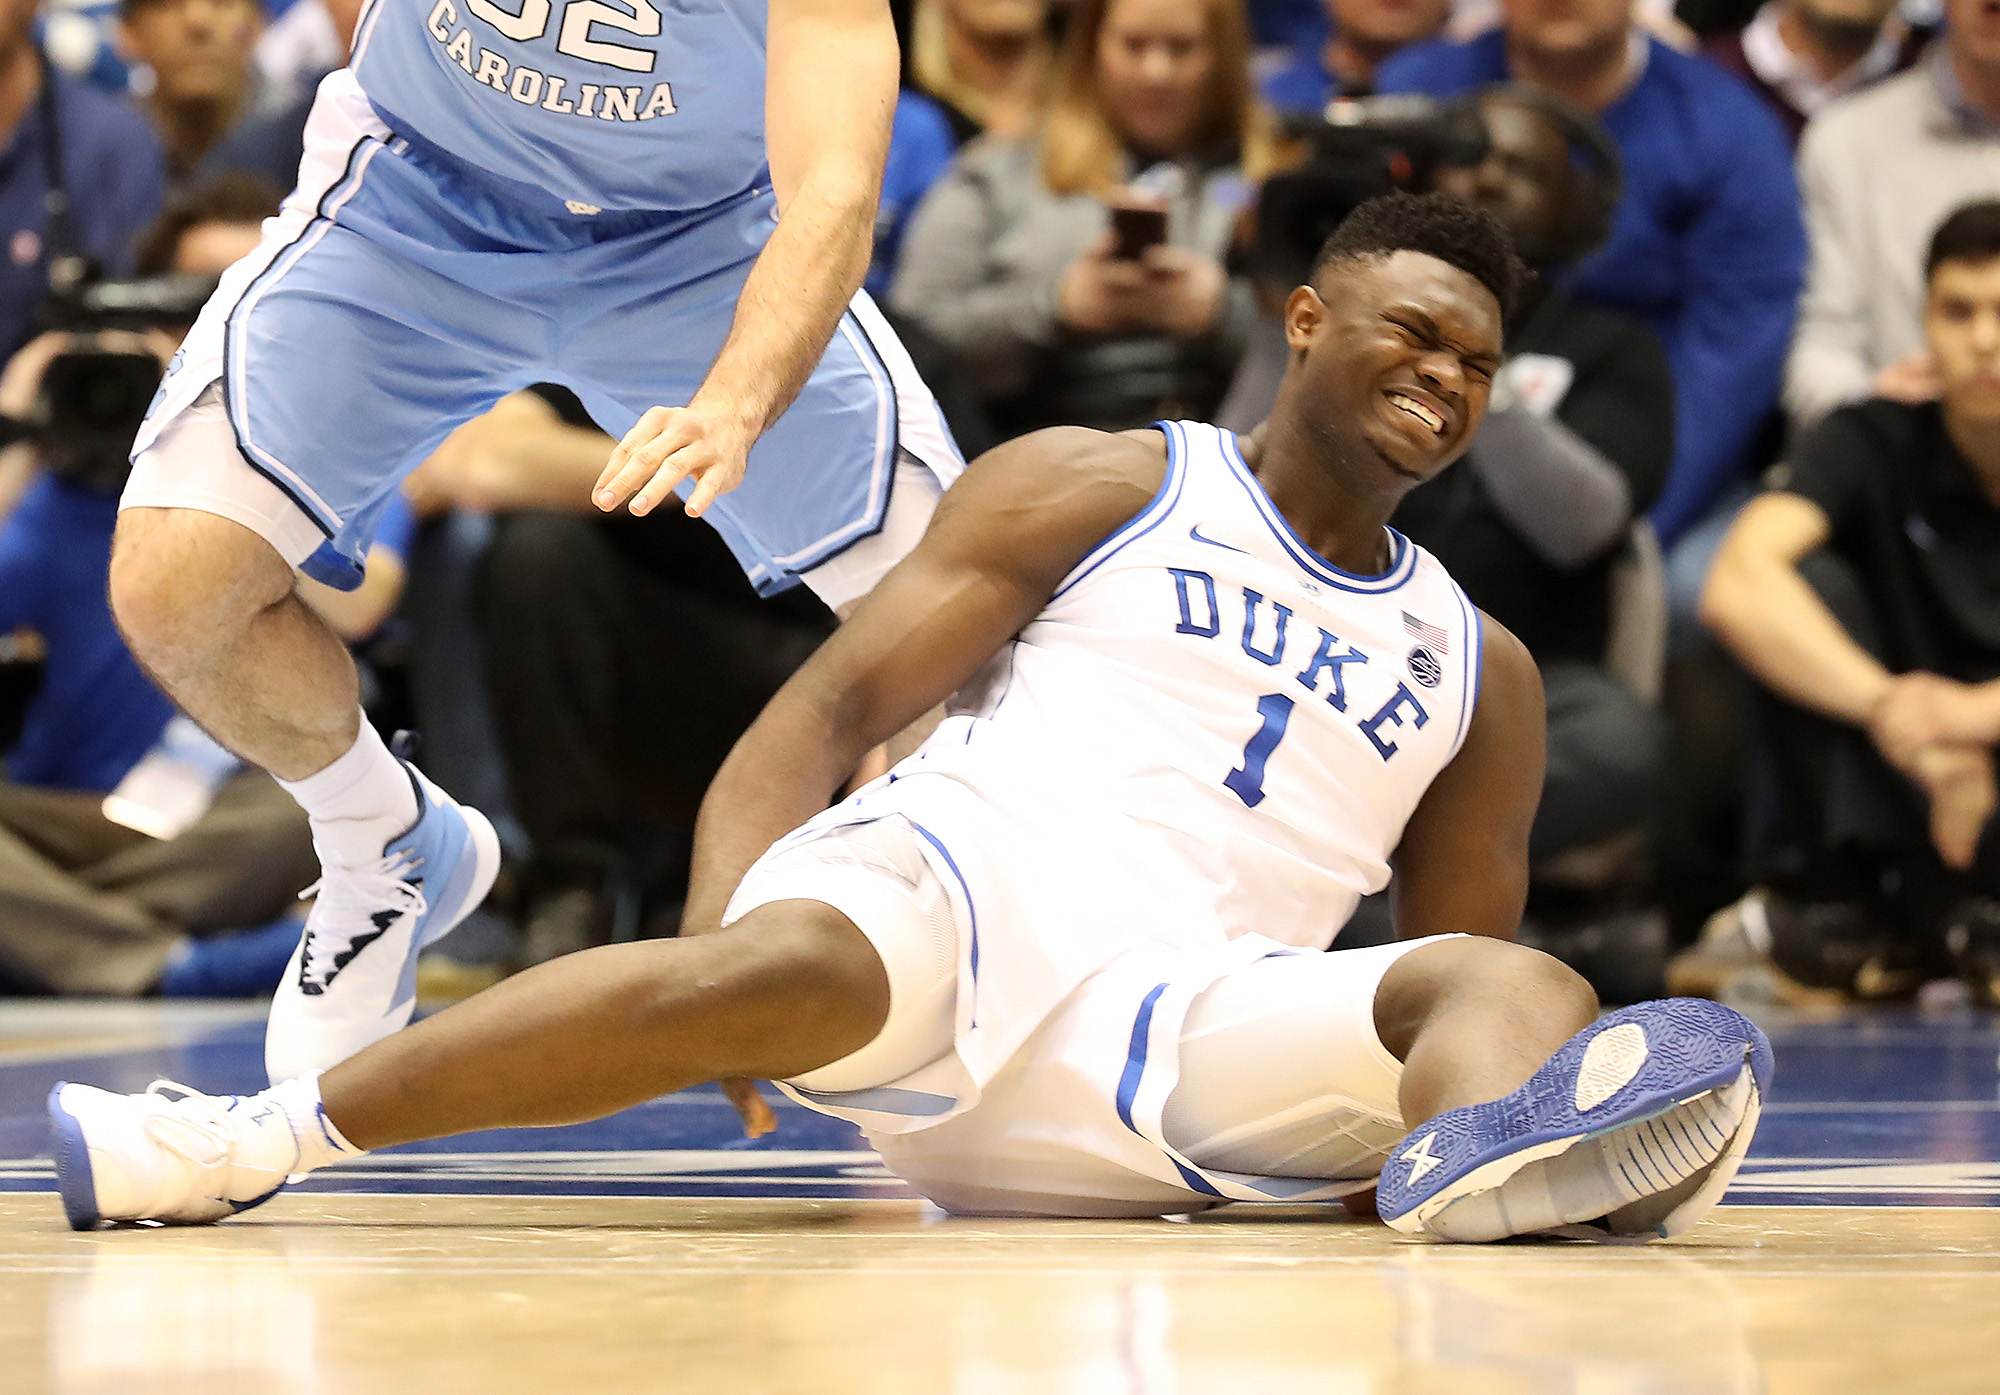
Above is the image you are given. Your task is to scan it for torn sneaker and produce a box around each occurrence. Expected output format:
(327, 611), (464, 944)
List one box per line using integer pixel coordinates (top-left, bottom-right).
(48, 1081), (301, 1230)
(1376, 998), (1772, 1243)
(266, 763), (501, 1084)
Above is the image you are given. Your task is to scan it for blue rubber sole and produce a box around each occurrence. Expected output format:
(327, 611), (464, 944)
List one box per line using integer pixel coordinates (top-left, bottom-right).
(47, 1085), (102, 1232)
(1376, 998), (1773, 1229)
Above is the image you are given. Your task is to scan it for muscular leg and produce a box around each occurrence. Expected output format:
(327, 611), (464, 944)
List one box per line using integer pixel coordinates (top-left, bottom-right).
(1371, 936), (1599, 1126)
(317, 900), (892, 1149)
(109, 508), (360, 780)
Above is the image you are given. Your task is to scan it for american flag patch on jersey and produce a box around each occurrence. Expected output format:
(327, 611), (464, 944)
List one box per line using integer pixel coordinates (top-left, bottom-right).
(1403, 612), (1450, 654)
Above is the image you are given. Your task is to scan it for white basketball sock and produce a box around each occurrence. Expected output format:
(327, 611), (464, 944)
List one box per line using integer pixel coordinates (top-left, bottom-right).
(265, 1070), (368, 1178)
(277, 716), (419, 868)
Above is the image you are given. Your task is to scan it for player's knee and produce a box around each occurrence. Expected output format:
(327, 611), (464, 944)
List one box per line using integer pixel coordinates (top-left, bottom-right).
(1374, 937), (1597, 1061)
(110, 509), (292, 666)
(683, 904), (894, 1079)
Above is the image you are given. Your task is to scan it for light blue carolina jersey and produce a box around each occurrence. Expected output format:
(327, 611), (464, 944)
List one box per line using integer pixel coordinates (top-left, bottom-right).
(350, 0), (769, 213)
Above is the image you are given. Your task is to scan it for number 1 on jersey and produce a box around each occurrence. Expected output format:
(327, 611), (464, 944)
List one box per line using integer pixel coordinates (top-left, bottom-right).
(1224, 693), (1295, 808)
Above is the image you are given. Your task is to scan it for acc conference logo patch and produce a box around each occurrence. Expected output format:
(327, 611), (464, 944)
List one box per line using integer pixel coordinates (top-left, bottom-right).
(1407, 645), (1443, 688)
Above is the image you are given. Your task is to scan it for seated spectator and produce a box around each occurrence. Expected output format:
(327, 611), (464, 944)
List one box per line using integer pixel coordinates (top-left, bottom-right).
(909, 0), (1057, 142)
(0, 5), (164, 361)
(0, 176), (355, 998)
(253, 0), (361, 110)
(1698, 201), (2000, 1005)
(1404, 89), (1674, 999)
(1785, 0), (2000, 430)
(870, 0), (1061, 293)
(120, 0), (310, 190)
(891, 0), (1280, 435)
(1701, 0), (1929, 146)
(1262, 0), (1452, 111)
(1376, 0), (1806, 612)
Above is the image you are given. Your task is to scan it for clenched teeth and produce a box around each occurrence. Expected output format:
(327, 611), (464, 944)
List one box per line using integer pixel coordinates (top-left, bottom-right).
(1387, 392), (1444, 434)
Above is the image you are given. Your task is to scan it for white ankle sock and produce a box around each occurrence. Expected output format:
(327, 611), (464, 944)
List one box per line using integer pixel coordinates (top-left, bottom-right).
(277, 717), (420, 868)
(266, 1070), (367, 1177)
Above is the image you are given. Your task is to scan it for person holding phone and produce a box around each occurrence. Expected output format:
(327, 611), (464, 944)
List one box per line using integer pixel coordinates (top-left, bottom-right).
(890, 0), (1281, 436)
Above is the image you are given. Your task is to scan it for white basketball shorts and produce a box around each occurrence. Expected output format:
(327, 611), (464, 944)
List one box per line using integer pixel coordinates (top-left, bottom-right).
(724, 814), (1459, 1217)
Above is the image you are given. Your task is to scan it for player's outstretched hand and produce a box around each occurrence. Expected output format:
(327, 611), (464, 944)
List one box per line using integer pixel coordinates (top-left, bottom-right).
(594, 401), (753, 519)
(722, 1076), (779, 1138)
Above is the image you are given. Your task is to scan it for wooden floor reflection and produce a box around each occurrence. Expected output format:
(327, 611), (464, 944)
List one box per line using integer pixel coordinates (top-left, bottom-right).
(1, 1196), (1992, 1395)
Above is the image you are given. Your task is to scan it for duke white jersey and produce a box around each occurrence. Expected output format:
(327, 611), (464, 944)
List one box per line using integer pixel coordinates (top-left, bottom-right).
(904, 418), (1483, 950)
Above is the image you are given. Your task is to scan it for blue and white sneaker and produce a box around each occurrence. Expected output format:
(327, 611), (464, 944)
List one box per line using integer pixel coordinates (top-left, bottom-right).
(48, 1082), (297, 1230)
(1377, 999), (1772, 1243)
(265, 764), (501, 1084)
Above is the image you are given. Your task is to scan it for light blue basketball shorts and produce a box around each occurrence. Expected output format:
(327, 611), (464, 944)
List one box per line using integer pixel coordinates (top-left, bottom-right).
(125, 71), (962, 604)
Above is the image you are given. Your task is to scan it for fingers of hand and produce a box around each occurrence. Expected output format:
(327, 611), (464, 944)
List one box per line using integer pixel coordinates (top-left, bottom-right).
(595, 406), (681, 510)
(680, 454), (746, 518)
(722, 1077), (779, 1138)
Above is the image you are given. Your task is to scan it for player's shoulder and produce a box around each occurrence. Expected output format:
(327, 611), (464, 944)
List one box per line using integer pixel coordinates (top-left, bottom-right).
(1474, 611), (1542, 711)
(958, 425), (1169, 516)
(929, 427), (1171, 582)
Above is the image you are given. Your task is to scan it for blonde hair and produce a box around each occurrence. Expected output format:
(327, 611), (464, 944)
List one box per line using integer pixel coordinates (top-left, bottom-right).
(1038, 0), (1282, 197)
(910, 0), (1050, 134)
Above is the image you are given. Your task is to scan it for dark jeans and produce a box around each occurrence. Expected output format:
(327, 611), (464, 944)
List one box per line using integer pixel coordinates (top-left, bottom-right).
(477, 512), (833, 904)
(1757, 550), (2000, 906)
(1531, 661), (1669, 865)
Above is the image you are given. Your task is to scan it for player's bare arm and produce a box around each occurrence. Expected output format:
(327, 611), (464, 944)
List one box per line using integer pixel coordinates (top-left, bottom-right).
(1388, 616), (1544, 944)
(594, 0), (900, 519)
(682, 426), (1170, 935)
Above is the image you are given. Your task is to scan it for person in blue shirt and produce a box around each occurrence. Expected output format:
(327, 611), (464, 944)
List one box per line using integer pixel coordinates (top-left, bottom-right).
(0, 14), (165, 361)
(1376, 0), (1807, 612)
(1261, 0), (1450, 112)
(0, 176), (415, 1000)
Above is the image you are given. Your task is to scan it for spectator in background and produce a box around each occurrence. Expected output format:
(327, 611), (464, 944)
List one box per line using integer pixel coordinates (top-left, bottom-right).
(0, 175), (346, 998)
(891, 0), (1280, 435)
(120, 0), (317, 192)
(1376, 0), (1806, 612)
(0, 0), (164, 360)
(1405, 89), (1675, 998)
(1262, 0), (1452, 111)
(1701, 0), (1929, 146)
(909, 0), (1057, 142)
(1698, 202), (2000, 1006)
(254, 0), (361, 110)
(1785, 0), (2000, 430)
(871, 0), (1059, 294)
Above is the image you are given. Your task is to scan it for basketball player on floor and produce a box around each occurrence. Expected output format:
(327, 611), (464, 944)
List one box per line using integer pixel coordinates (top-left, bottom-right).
(55, 196), (1771, 1243)
(108, 0), (961, 1087)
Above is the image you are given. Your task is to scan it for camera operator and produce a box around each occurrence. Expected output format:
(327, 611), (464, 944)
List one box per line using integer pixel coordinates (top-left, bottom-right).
(0, 0), (164, 361)
(0, 175), (345, 999)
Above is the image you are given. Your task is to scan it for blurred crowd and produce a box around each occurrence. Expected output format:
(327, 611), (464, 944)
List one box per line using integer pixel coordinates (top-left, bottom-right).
(1, 0), (1998, 1011)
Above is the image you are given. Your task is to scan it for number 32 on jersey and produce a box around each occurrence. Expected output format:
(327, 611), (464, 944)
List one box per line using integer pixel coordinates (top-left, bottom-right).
(428, 0), (678, 121)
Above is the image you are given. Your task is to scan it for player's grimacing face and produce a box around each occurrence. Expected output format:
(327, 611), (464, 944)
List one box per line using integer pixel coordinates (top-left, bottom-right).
(1287, 251), (1502, 483)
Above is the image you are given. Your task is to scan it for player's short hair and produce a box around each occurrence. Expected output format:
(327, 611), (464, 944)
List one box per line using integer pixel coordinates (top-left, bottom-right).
(1926, 200), (2000, 284)
(1311, 192), (1526, 319)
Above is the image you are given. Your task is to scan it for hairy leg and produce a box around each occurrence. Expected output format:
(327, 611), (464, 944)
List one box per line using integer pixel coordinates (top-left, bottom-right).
(109, 507), (360, 780)
(319, 900), (891, 1149)
(1372, 937), (1599, 1126)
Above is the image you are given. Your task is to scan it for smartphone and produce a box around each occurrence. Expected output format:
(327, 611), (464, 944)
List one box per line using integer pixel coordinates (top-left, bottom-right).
(1109, 204), (1168, 261)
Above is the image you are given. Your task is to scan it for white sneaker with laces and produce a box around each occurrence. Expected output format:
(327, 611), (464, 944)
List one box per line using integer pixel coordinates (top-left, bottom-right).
(266, 765), (501, 1084)
(48, 1081), (301, 1230)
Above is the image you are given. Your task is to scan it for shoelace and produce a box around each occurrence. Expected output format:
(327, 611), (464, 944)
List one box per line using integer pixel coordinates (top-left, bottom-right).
(138, 1081), (238, 1173)
(296, 851), (429, 992)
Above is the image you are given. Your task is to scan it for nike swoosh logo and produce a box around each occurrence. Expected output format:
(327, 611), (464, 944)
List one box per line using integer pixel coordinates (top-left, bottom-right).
(1189, 525), (1249, 554)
